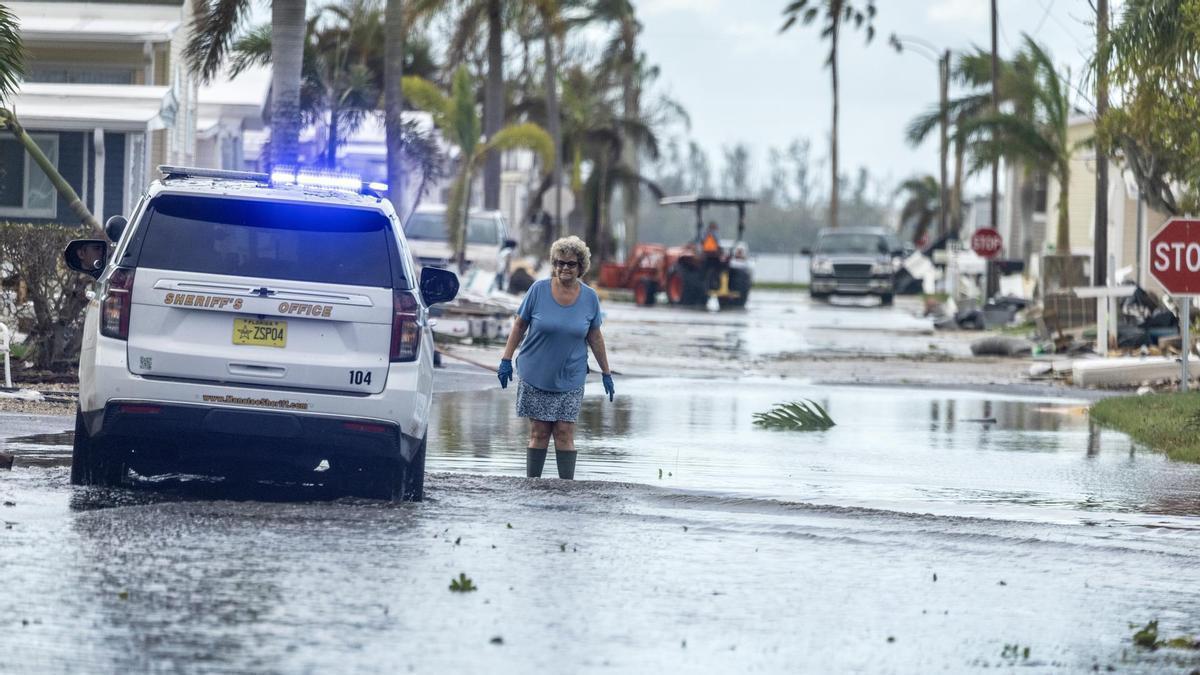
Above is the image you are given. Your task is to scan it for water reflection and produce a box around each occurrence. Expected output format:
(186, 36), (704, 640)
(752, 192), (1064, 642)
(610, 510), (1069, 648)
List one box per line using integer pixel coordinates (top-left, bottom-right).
(428, 378), (1200, 521)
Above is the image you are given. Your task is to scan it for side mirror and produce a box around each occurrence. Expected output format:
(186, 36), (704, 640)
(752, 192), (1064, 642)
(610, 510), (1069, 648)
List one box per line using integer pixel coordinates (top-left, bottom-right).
(502, 238), (517, 250)
(63, 239), (108, 280)
(104, 215), (127, 242)
(420, 266), (459, 306)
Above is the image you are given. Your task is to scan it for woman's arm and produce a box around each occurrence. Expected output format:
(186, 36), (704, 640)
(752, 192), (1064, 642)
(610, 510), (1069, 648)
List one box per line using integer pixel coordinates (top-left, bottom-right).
(586, 326), (611, 373)
(502, 316), (529, 360)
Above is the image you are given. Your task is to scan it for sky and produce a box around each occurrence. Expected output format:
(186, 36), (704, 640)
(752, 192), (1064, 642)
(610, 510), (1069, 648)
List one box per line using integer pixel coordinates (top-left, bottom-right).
(635, 0), (1102, 195)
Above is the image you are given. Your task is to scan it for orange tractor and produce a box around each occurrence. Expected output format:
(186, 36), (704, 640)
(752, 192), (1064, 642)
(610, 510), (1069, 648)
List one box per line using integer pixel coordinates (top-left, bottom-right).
(597, 196), (755, 308)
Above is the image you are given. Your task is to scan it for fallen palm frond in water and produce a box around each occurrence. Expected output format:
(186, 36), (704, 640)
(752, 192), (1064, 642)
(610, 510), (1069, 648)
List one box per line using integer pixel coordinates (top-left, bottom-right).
(752, 400), (835, 431)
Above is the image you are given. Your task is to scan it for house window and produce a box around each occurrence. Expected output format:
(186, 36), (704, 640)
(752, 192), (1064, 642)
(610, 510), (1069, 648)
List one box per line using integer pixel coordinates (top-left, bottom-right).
(26, 66), (135, 85)
(0, 133), (59, 218)
(1032, 170), (1048, 214)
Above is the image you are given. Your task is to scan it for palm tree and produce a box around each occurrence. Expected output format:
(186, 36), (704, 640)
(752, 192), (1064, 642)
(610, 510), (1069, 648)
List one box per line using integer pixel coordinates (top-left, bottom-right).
(588, 0), (643, 246)
(962, 36), (1074, 254)
(403, 67), (554, 270)
(188, 0), (307, 168)
(405, 0), (507, 211)
(0, 3), (24, 103)
(780, 0), (878, 230)
(230, 1), (438, 168)
(895, 175), (940, 248)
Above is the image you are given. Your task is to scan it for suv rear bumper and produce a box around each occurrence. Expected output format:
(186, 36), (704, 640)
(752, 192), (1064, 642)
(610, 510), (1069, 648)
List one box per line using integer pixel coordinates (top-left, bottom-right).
(83, 401), (422, 476)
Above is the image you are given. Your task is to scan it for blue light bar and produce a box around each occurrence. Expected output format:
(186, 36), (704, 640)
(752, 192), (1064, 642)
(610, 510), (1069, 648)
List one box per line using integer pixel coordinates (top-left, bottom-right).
(269, 166), (366, 193)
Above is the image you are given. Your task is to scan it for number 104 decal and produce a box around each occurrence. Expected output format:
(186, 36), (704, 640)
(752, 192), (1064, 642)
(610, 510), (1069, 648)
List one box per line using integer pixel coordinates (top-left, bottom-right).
(349, 370), (373, 385)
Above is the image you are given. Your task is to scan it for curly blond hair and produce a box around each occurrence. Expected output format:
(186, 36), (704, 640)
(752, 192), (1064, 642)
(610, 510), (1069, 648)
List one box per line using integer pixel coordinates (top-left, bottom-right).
(549, 236), (592, 276)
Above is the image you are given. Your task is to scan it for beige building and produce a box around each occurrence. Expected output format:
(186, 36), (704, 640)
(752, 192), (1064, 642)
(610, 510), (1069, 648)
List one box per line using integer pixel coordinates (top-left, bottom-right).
(1002, 116), (1174, 296)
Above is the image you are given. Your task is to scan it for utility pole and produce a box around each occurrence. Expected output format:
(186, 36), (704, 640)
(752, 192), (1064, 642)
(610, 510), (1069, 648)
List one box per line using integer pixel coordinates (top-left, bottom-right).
(987, 0), (1000, 299)
(939, 49), (950, 239)
(1094, 0), (1109, 288)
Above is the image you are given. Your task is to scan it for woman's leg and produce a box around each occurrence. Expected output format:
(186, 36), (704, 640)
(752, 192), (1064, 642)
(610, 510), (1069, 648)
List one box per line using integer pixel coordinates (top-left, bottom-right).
(526, 419), (553, 477)
(552, 421), (576, 479)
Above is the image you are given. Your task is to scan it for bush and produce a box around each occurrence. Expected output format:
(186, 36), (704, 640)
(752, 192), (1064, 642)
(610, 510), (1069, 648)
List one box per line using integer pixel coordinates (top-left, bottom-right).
(0, 221), (94, 372)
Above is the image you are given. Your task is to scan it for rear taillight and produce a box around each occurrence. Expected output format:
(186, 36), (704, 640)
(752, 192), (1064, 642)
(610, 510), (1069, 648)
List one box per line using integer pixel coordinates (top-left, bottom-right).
(101, 267), (135, 340)
(389, 290), (420, 362)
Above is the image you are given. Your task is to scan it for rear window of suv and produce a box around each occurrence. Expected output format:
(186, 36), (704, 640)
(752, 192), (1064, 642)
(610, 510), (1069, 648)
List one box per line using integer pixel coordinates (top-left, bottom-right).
(134, 194), (395, 287)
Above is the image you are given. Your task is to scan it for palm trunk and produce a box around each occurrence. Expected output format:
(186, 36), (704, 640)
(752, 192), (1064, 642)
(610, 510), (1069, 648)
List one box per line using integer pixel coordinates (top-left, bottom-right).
(460, 174), (473, 272)
(952, 135), (965, 233)
(384, 0), (407, 219)
(1056, 166), (1070, 255)
(326, 107), (340, 168)
(828, 14), (840, 230)
(542, 22), (563, 245)
(269, 0), (306, 169)
(482, 0), (503, 211)
(621, 18), (639, 256)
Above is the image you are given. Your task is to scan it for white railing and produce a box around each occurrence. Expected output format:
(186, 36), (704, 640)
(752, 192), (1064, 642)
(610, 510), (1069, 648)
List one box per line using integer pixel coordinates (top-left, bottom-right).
(0, 322), (12, 388)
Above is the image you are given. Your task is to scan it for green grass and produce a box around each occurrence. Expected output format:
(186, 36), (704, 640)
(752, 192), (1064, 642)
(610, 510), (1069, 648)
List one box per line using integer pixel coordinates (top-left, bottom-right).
(752, 282), (809, 291)
(1090, 392), (1200, 463)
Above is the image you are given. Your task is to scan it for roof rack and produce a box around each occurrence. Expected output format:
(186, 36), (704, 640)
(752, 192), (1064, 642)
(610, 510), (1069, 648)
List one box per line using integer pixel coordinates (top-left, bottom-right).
(158, 165), (269, 183)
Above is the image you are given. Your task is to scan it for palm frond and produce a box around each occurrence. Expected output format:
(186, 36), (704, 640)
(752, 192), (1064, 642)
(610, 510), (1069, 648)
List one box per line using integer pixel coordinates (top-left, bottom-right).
(478, 122), (554, 171)
(401, 75), (450, 131)
(229, 24), (272, 77)
(752, 400), (835, 431)
(0, 3), (24, 102)
(186, 0), (254, 82)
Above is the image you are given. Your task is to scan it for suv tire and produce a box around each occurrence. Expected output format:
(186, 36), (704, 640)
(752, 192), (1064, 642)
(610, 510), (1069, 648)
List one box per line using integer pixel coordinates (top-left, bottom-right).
(70, 408), (126, 487)
(880, 293), (894, 306)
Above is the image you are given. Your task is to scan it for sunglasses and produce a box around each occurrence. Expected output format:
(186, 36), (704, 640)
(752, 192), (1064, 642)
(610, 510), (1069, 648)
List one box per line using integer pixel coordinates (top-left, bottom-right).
(553, 259), (580, 269)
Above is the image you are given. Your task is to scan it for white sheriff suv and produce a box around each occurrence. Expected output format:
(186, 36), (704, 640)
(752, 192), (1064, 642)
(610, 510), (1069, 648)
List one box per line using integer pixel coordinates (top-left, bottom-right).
(62, 166), (459, 500)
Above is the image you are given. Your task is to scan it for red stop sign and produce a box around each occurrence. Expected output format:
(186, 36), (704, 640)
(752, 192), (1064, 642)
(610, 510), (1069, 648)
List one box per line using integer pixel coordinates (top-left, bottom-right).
(971, 228), (1003, 259)
(1149, 218), (1200, 294)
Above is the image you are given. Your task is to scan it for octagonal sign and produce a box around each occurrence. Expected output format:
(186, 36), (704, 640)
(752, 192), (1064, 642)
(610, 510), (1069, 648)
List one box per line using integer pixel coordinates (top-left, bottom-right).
(1149, 218), (1200, 295)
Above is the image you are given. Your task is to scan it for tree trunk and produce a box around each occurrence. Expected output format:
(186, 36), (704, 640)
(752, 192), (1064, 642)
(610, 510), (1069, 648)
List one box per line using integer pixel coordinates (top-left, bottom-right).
(621, 17), (639, 256)
(952, 135), (965, 234)
(483, 0), (503, 211)
(828, 12), (840, 230)
(269, 0), (306, 169)
(542, 21), (563, 246)
(1056, 166), (1070, 255)
(326, 107), (340, 168)
(384, 0), (407, 220)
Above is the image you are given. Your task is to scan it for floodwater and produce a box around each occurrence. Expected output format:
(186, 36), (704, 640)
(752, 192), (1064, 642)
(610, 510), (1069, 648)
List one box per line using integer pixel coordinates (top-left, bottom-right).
(602, 290), (982, 367)
(2, 380), (1200, 673)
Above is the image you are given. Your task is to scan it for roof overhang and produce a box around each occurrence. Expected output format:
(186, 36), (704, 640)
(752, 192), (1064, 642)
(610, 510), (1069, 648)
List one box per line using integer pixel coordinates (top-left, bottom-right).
(8, 1), (181, 43)
(6, 83), (172, 132)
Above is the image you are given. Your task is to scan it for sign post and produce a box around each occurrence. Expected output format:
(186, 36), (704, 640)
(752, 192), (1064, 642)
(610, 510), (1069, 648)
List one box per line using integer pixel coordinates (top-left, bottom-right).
(972, 228), (1003, 302)
(1147, 218), (1200, 391)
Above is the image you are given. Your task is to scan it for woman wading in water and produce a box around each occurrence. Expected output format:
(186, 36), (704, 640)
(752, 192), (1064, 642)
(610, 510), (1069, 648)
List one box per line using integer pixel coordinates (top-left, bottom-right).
(497, 236), (614, 479)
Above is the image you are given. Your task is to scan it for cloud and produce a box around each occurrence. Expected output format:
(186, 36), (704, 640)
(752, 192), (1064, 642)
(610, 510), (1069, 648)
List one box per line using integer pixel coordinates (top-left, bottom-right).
(926, 0), (988, 26)
(639, 0), (721, 17)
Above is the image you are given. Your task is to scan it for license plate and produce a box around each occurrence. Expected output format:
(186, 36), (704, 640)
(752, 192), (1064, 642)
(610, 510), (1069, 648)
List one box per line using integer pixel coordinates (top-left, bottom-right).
(233, 318), (287, 348)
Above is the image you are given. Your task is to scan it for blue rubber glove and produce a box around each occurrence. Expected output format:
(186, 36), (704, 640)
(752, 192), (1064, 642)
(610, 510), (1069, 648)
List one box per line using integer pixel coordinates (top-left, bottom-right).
(498, 359), (513, 389)
(602, 373), (615, 402)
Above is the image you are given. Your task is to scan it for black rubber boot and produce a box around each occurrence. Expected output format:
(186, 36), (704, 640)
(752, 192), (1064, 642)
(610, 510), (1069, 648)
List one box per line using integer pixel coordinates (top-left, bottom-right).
(555, 450), (577, 480)
(526, 448), (547, 478)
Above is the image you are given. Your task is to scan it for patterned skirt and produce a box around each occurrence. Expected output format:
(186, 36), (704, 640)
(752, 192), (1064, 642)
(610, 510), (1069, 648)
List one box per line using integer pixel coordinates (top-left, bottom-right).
(516, 379), (585, 422)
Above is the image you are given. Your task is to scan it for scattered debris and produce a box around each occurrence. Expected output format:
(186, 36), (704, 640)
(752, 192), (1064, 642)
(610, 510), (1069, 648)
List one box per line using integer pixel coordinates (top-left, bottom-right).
(970, 335), (1033, 357)
(752, 400), (835, 431)
(489, 636), (504, 645)
(1132, 620), (1159, 649)
(449, 573), (477, 593)
(0, 452), (12, 470)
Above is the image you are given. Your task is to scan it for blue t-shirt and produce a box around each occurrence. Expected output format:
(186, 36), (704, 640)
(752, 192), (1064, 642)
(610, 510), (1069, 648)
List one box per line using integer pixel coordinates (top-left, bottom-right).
(515, 279), (603, 392)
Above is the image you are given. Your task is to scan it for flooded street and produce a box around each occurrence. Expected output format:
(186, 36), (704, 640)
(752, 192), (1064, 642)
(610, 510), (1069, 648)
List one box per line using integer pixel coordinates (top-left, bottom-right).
(3, 374), (1200, 672)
